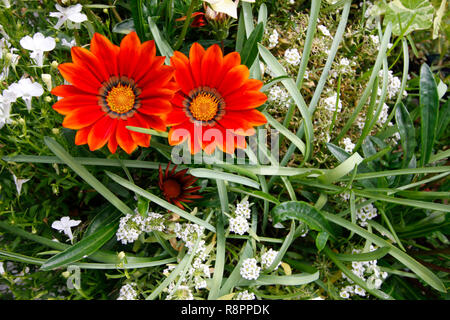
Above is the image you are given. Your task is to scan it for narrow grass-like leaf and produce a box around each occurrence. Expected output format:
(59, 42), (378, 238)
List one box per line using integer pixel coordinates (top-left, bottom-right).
(436, 99), (449, 141)
(240, 22), (264, 69)
(189, 168), (260, 189)
(126, 126), (169, 138)
(229, 187), (280, 204)
(44, 137), (134, 216)
(263, 111), (306, 156)
(106, 171), (215, 232)
(148, 16), (173, 64)
(241, 1), (254, 37)
(208, 210), (225, 299)
(238, 272), (319, 286)
(395, 102), (417, 167)
(41, 221), (118, 271)
(335, 247), (390, 261)
(419, 63), (439, 166)
(318, 152), (363, 184)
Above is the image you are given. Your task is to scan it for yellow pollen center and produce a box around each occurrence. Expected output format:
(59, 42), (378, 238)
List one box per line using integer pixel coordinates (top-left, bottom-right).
(106, 84), (136, 114)
(190, 93), (219, 122)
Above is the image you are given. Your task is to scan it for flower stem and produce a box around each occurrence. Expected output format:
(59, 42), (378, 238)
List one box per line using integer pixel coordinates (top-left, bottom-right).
(173, 0), (199, 51)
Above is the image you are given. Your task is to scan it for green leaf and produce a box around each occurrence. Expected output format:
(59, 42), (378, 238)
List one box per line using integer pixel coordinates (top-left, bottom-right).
(263, 111), (306, 156)
(41, 221), (118, 271)
(148, 16), (173, 64)
(228, 186), (280, 204)
(84, 204), (121, 238)
(384, 0), (435, 36)
(395, 102), (417, 167)
(419, 63), (439, 166)
(240, 22), (264, 69)
(44, 137), (134, 216)
(271, 201), (335, 239)
(335, 247), (391, 261)
(315, 232), (329, 252)
(238, 272), (320, 286)
(112, 19), (135, 34)
(436, 99), (449, 141)
(130, 0), (146, 40)
(433, 0), (447, 39)
(189, 168), (260, 189)
(318, 152), (363, 184)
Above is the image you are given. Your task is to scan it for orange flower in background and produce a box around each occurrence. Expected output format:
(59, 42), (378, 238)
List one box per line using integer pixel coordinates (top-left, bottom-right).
(159, 162), (202, 209)
(166, 43), (267, 154)
(51, 32), (176, 154)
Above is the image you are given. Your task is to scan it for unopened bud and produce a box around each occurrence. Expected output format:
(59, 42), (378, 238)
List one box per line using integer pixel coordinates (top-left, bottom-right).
(52, 128), (60, 135)
(41, 73), (52, 91)
(118, 251), (126, 260)
(45, 96), (52, 103)
(103, 8), (108, 14)
(51, 60), (59, 69)
(62, 271), (71, 278)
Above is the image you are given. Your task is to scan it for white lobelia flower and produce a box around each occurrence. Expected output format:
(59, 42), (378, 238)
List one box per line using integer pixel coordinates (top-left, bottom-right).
(61, 38), (76, 48)
(12, 174), (30, 196)
(50, 4), (88, 29)
(318, 25), (332, 37)
(8, 78), (44, 112)
(0, 91), (15, 129)
(51, 216), (82, 243)
(20, 33), (55, 67)
(203, 0), (255, 20)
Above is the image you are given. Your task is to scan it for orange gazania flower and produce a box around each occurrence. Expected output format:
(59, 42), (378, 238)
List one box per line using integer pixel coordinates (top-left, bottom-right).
(51, 32), (176, 154)
(166, 43), (267, 154)
(159, 162), (202, 209)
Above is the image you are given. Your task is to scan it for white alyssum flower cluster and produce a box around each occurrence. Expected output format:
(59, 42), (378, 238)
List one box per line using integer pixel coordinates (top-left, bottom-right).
(117, 283), (138, 300)
(268, 29), (279, 49)
(229, 199), (252, 235)
(342, 137), (355, 154)
(240, 258), (261, 280)
(267, 85), (289, 106)
(235, 290), (256, 300)
(165, 222), (211, 299)
(284, 48), (301, 66)
(356, 201), (378, 227)
(261, 248), (281, 270)
(318, 25), (332, 38)
(340, 246), (388, 299)
(323, 92), (342, 114)
(116, 210), (166, 244)
(378, 70), (404, 100)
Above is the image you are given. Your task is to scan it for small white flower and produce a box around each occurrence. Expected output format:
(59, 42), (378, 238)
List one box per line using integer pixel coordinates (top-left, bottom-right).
(61, 38), (76, 48)
(318, 25), (331, 37)
(284, 48), (301, 66)
(0, 262), (5, 275)
(240, 258), (261, 280)
(235, 290), (256, 300)
(268, 85), (289, 105)
(261, 248), (281, 270)
(50, 4), (88, 29)
(339, 289), (350, 299)
(268, 29), (279, 49)
(20, 33), (55, 67)
(12, 174), (30, 196)
(203, 0), (255, 19)
(342, 138), (355, 154)
(370, 34), (379, 45)
(8, 78), (44, 112)
(323, 92), (342, 113)
(117, 283), (138, 300)
(229, 215), (249, 235)
(51, 216), (81, 243)
(235, 199), (251, 219)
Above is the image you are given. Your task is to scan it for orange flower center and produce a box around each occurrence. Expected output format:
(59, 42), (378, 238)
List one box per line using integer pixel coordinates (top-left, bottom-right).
(162, 179), (182, 198)
(184, 87), (225, 126)
(190, 93), (219, 122)
(106, 84), (136, 114)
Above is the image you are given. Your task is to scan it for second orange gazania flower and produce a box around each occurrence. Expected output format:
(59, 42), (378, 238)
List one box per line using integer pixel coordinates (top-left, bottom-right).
(166, 43), (268, 154)
(51, 32), (176, 154)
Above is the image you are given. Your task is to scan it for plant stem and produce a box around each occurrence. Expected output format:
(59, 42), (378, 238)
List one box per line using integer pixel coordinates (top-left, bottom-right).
(173, 0), (199, 50)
